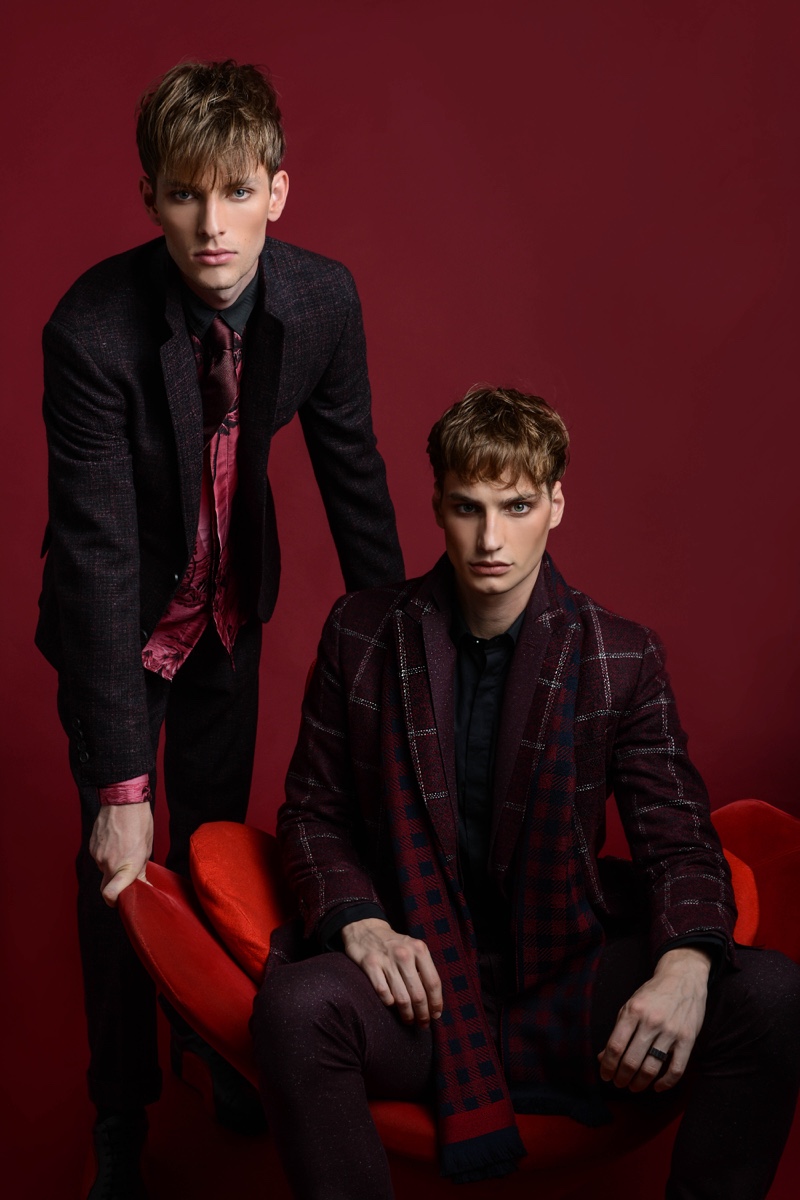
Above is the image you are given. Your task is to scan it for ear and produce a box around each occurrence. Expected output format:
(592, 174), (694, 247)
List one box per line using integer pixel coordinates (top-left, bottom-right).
(548, 481), (565, 530)
(139, 176), (161, 226)
(267, 170), (290, 223)
(432, 487), (445, 529)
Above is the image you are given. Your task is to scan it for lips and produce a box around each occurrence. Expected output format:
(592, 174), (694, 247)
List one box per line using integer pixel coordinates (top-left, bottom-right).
(469, 561), (512, 575)
(193, 249), (236, 264)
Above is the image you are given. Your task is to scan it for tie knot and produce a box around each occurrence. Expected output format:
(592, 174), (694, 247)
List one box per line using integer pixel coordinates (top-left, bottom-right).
(205, 314), (235, 357)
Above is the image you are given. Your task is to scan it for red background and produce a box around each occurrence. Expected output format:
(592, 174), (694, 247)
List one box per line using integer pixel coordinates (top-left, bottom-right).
(3, 1), (798, 1195)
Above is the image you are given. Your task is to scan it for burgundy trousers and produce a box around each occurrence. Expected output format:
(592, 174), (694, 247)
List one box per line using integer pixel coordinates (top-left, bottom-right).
(252, 939), (800, 1200)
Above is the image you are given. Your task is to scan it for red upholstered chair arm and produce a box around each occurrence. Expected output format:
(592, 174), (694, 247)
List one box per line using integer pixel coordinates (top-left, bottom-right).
(711, 799), (800, 962)
(118, 862), (259, 1086)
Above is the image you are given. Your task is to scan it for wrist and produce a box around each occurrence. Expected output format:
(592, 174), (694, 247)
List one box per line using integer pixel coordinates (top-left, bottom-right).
(655, 945), (712, 978)
(341, 917), (390, 947)
(98, 777), (152, 806)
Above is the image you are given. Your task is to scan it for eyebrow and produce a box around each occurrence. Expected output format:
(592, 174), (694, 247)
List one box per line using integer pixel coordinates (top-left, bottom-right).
(447, 490), (539, 502)
(163, 176), (258, 190)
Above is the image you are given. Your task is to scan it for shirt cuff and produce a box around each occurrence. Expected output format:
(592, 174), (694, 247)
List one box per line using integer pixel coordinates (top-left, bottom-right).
(98, 776), (152, 806)
(656, 934), (728, 984)
(317, 903), (386, 950)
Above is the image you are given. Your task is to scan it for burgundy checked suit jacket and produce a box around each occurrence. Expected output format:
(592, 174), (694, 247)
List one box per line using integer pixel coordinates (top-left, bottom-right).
(278, 554), (737, 968)
(36, 236), (404, 786)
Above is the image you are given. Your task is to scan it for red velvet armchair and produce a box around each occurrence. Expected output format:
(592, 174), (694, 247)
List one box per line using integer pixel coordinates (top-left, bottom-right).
(118, 798), (800, 1199)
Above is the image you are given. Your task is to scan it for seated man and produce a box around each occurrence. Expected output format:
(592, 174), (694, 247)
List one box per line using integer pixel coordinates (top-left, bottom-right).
(253, 387), (800, 1200)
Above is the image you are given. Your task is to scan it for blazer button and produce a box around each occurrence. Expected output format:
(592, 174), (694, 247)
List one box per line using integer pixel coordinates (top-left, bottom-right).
(78, 751), (90, 764)
(174, 573), (180, 582)
(72, 718), (82, 731)
(141, 628), (149, 641)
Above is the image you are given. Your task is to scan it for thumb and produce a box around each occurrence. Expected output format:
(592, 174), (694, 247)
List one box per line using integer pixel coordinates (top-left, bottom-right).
(101, 864), (137, 907)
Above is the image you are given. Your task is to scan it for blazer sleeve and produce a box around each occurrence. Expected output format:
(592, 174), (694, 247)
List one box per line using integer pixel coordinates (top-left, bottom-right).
(41, 318), (153, 786)
(277, 596), (384, 938)
(297, 270), (405, 591)
(610, 628), (737, 963)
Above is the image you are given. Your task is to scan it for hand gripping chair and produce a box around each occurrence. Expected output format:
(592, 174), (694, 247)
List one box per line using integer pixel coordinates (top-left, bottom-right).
(118, 799), (800, 1199)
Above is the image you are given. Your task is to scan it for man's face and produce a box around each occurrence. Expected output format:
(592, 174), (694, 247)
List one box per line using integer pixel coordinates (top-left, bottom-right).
(140, 164), (289, 308)
(433, 471), (564, 615)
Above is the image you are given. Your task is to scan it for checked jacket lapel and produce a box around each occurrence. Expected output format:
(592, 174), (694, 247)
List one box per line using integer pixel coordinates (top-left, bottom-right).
(393, 564), (459, 869)
(489, 558), (580, 888)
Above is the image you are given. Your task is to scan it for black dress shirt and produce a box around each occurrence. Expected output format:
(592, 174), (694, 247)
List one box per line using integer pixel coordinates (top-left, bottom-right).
(181, 271), (259, 337)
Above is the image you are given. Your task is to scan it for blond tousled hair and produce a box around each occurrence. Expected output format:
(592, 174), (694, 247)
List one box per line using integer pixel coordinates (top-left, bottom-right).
(136, 59), (286, 187)
(427, 386), (569, 494)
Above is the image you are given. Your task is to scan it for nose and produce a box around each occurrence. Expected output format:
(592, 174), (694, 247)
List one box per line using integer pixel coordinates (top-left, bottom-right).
(478, 511), (503, 554)
(197, 196), (225, 240)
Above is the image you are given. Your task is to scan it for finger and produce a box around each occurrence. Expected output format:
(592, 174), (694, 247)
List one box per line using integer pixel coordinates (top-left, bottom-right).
(654, 1037), (694, 1092)
(415, 949), (443, 1020)
(360, 960), (397, 1008)
(384, 965), (416, 1023)
(392, 948), (431, 1024)
(598, 1011), (637, 1081)
(101, 864), (138, 907)
(611, 1028), (658, 1089)
(628, 1044), (672, 1093)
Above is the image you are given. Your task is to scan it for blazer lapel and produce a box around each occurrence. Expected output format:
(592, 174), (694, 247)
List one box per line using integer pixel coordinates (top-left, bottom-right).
(489, 561), (575, 883)
(159, 258), (204, 554)
(237, 244), (286, 486)
(396, 564), (459, 866)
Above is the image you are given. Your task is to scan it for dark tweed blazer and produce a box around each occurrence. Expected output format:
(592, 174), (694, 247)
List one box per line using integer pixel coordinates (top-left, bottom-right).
(278, 554), (737, 965)
(37, 236), (404, 786)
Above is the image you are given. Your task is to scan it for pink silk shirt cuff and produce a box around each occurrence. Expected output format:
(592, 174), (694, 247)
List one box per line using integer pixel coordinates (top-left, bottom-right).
(98, 776), (153, 806)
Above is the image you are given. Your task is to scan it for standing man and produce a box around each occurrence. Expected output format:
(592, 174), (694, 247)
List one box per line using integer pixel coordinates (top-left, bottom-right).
(254, 387), (800, 1199)
(37, 60), (403, 1198)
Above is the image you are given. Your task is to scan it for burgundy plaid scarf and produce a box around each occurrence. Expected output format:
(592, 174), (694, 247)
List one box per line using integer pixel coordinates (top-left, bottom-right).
(385, 574), (608, 1183)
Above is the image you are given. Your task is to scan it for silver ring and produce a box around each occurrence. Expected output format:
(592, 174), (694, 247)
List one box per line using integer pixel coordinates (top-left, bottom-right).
(646, 1046), (669, 1063)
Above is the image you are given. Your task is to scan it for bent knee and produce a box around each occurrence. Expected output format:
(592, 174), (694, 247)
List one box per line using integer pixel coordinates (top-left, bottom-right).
(252, 954), (369, 1049)
(723, 948), (800, 1040)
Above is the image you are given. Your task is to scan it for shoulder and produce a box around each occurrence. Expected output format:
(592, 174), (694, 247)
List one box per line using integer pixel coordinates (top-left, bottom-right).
(263, 238), (358, 312)
(328, 575), (421, 640)
(45, 238), (164, 341)
(570, 587), (656, 655)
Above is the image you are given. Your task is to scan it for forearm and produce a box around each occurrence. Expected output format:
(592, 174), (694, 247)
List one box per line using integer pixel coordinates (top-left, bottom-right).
(278, 601), (382, 935)
(43, 319), (153, 781)
(612, 631), (737, 956)
(298, 276), (403, 590)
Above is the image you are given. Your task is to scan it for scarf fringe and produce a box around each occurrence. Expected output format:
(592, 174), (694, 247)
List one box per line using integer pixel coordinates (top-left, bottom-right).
(439, 1124), (526, 1184)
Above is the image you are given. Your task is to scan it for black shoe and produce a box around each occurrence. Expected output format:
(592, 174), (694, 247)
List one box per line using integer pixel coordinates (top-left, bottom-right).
(87, 1110), (149, 1199)
(160, 997), (267, 1136)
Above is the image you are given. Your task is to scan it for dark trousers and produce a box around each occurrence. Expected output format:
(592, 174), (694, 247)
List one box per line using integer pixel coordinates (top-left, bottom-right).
(62, 618), (262, 1112)
(252, 940), (800, 1200)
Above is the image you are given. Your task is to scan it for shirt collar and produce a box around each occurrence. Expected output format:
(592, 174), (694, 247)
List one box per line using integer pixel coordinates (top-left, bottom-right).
(180, 271), (260, 338)
(450, 601), (526, 648)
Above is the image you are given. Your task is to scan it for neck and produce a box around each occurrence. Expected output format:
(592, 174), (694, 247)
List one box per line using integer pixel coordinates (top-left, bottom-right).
(456, 564), (541, 639)
(179, 259), (259, 310)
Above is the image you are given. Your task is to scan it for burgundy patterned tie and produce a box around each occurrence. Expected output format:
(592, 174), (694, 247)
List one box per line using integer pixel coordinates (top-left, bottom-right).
(201, 315), (237, 445)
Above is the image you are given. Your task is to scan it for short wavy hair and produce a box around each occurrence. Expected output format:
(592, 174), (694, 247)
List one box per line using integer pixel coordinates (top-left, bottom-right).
(427, 386), (569, 494)
(136, 59), (286, 186)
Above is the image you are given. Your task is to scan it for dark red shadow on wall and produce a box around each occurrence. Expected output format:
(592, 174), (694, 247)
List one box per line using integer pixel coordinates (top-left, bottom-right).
(3, 1), (798, 1196)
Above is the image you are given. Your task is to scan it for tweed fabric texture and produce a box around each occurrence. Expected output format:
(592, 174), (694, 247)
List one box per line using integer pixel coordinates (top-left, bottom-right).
(273, 554), (737, 1173)
(37, 236), (403, 786)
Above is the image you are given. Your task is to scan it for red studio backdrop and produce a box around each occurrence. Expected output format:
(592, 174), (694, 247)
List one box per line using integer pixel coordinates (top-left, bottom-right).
(2, 2), (798, 1196)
